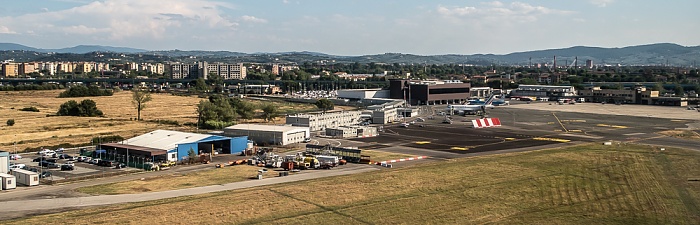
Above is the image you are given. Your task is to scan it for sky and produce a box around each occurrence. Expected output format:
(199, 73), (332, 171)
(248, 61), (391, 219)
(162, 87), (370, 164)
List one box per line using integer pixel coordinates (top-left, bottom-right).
(0, 0), (698, 55)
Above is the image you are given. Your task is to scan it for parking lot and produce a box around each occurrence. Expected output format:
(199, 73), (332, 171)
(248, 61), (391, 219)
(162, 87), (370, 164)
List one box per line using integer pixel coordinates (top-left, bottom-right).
(10, 152), (141, 183)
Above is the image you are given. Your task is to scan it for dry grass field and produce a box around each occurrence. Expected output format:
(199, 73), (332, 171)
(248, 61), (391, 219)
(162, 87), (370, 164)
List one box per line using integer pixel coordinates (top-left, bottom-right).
(360, 149), (415, 162)
(5, 143), (700, 224)
(0, 90), (318, 152)
(76, 165), (281, 195)
(658, 130), (700, 140)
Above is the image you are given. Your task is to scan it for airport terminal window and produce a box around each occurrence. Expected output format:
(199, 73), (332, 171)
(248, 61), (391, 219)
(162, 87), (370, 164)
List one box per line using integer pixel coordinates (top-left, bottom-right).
(429, 88), (470, 95)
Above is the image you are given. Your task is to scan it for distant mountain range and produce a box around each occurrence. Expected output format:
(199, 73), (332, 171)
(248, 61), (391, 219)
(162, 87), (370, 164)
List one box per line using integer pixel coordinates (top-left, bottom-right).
(0, 43), (147, 54)
(1, 43), (698, 66)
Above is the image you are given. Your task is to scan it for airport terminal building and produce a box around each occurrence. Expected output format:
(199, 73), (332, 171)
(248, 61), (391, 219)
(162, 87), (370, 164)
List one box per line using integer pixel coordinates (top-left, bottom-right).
(286, 111), (363, 131)
(389, 79), (471, 105)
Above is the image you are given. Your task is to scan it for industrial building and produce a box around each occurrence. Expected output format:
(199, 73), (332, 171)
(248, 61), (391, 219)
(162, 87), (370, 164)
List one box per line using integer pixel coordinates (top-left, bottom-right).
(286, 111), (363, 131)
(368, 103), (398, 124)
(576, 86), (691, 106)
(224, 124), (310, 146)
(509, 85), (577, 99)
(337, 89), (390, 100)
(325, 126), (378, 138)
(98, 130), (248, 164)
(389, 79), (472, 105)
(470, 87), (493, 98)
(0, 151), (8, 174)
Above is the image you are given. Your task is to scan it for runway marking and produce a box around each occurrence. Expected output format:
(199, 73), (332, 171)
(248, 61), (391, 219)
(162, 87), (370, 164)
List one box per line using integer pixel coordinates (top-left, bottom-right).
(596, 124), (628, 129)
(547, 122), (556, 124)
(533, 137), (571, 143)
(569, 130), (583, 132)
(561, 120), (587, 123)
(551, 113), (569, 133)
(504, 138), (516, 141)
(415, 141), (431, 144)
(450, 147), (469, 151)
(623, 133), (646, 136)
(671, 120), (685, 122)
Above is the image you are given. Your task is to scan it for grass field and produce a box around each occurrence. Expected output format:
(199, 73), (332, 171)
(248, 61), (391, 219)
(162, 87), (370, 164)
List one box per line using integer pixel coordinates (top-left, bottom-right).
(360, 149), (415, 162)
(5, 143), (700, 224)
(76, 165), (282, 195)
(658, 130), (700, 140)
(0, 90), (319, 152)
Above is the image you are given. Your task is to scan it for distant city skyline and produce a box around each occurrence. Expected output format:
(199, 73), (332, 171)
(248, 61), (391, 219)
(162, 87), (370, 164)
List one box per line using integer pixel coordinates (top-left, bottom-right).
(0, 0), (698, 55)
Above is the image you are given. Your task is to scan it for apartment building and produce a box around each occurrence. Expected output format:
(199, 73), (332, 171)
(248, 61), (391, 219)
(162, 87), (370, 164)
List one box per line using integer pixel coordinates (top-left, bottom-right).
(1, 63), (18, 77)
(286, 111), (363, 131)
(170, 62), (246, 80)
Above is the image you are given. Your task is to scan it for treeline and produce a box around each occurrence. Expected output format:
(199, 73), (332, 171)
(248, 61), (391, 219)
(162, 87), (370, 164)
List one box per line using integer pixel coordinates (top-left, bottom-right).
(59, 85), (113, 98)
(57, 99), (104, 117)
(0, 84), (63, 91)
(197, 95), (257, 129)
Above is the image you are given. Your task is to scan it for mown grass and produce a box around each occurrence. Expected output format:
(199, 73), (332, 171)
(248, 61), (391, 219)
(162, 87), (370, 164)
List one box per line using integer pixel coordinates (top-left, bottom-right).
(360, 149), (415, 162)
(76, 165), (280, 195)
(6, 143), (700, 224)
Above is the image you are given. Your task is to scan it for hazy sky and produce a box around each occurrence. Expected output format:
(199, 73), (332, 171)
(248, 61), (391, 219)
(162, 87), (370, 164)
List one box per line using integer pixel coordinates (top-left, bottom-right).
(0, 0), (698, 55)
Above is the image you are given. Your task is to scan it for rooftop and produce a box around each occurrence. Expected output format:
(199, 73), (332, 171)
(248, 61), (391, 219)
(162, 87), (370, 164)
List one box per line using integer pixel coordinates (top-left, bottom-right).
(225, 124), (309, 132)
(123, 130), (228, 151)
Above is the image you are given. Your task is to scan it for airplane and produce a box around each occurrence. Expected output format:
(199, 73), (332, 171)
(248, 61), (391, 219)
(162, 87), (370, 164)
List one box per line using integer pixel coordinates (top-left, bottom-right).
(446, 95), (497, 112)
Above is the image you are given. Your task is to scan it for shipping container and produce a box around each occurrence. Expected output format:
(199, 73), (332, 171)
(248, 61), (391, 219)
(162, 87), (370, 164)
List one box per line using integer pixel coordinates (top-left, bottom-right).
(12, 169), (39, 186)
(0, 173), (16, 190)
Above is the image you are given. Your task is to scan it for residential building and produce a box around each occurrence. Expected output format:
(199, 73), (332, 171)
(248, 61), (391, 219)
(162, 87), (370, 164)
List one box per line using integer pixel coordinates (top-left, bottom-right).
(18, 63), (37, 75)
(1, 63), (18, 77)
(170, 62), (246, 80)
(286, 111), (363, 131)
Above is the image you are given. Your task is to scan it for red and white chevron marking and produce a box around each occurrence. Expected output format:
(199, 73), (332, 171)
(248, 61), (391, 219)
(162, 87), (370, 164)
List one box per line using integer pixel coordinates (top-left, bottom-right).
(375, 156), (428, 165)
(471, 118), (501, 128)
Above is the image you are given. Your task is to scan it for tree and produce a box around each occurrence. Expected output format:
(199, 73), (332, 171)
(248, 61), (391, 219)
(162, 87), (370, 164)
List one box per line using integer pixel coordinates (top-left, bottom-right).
(132, 89), (153, 121)
(187, 147), (196, 164)
(315, 98), (334, 112)
(674, 84), (685, 96)
(6, 119), (14, 126)
(653, 83), (665, 92)
(192, 78), (210, 93)
(229, 98), (256, 120)
(261, 104), (278, 123)
(57, 99), (103, 117)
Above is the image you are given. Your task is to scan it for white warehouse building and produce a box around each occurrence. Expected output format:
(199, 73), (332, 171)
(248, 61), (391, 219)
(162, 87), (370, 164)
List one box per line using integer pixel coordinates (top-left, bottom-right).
(286, 111), (363, 131)
(337, 89), (390, 100)
(224, 124), (309, 146)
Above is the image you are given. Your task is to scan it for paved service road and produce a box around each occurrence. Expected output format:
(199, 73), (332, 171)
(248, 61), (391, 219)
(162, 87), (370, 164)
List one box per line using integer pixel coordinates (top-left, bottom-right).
(0, 166), (379, 213)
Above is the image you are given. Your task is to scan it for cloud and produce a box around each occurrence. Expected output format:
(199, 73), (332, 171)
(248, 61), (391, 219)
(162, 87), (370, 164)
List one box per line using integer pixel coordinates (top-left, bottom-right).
(0, 25), (16, 34)
(0, 0), (238, 41)
(590, 0), (614, 7)
(282, 0), (289, 4)
(437, 1), (573, 23)
(241, 15), (267, 23)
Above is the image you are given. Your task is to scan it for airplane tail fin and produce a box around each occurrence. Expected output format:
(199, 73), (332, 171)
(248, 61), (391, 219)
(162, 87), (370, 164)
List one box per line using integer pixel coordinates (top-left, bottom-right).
(485, 95), (497, 105)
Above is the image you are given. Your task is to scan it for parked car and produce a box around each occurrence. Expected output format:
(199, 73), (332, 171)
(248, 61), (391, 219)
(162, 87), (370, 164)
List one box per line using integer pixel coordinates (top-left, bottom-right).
(63, 161), (75, 166)
(115, 163), (127, 169)
(47, 162), (60, 169)
(27, 167), (39, 173)
(10, 164), (26, 171)
(33, 157), (47, 162)
(45, 158), (58, 163)
(38, 161), (51, 167)
(37, 149), (54, 155)
(9, 154), (22, 160)
(97, 160), (115, 167)
(59, 154), (74, 160)
(76, 156), (87, 162)
(89, 158), (101, 164)
(60, 165), (75, 171)
(40, 171), (52, 178)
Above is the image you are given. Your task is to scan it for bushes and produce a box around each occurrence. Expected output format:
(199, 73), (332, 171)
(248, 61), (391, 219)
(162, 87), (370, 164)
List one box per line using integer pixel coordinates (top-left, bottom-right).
(92, 135), (124, 144)
(6, 119), (14, 126)
(57, 99), (104, 117)
(20, 106), (40, 112)
(0, 84), (62, 91)
(59, 85), (113, 98)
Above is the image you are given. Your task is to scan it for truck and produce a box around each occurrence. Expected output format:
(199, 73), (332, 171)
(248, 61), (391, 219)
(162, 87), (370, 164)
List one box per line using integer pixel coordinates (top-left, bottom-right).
(317, 155), (340, 169)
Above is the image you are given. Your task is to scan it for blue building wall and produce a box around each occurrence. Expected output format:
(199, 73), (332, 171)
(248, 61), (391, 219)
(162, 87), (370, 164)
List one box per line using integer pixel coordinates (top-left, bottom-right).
(230, 136), (248, 154)
(176, 143), (198, 162)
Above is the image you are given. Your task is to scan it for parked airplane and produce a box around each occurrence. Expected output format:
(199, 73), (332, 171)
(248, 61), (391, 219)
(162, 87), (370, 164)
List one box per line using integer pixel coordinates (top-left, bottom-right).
(446, 95), (497, 112)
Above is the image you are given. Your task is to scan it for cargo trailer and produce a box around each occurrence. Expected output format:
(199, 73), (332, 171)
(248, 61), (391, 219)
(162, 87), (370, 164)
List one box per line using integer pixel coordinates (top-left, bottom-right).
(0, 173), (16, 190)
(12, 169), (39, 186)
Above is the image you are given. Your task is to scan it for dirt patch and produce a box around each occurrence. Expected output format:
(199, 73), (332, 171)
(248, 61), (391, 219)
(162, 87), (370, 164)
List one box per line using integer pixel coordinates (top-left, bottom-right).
(658, 130), (700, 140)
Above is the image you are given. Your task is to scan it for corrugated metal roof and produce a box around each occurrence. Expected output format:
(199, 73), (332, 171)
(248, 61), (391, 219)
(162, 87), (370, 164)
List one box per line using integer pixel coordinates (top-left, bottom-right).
(224, 124), (309, 133)
(124, 130), (228, 151)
